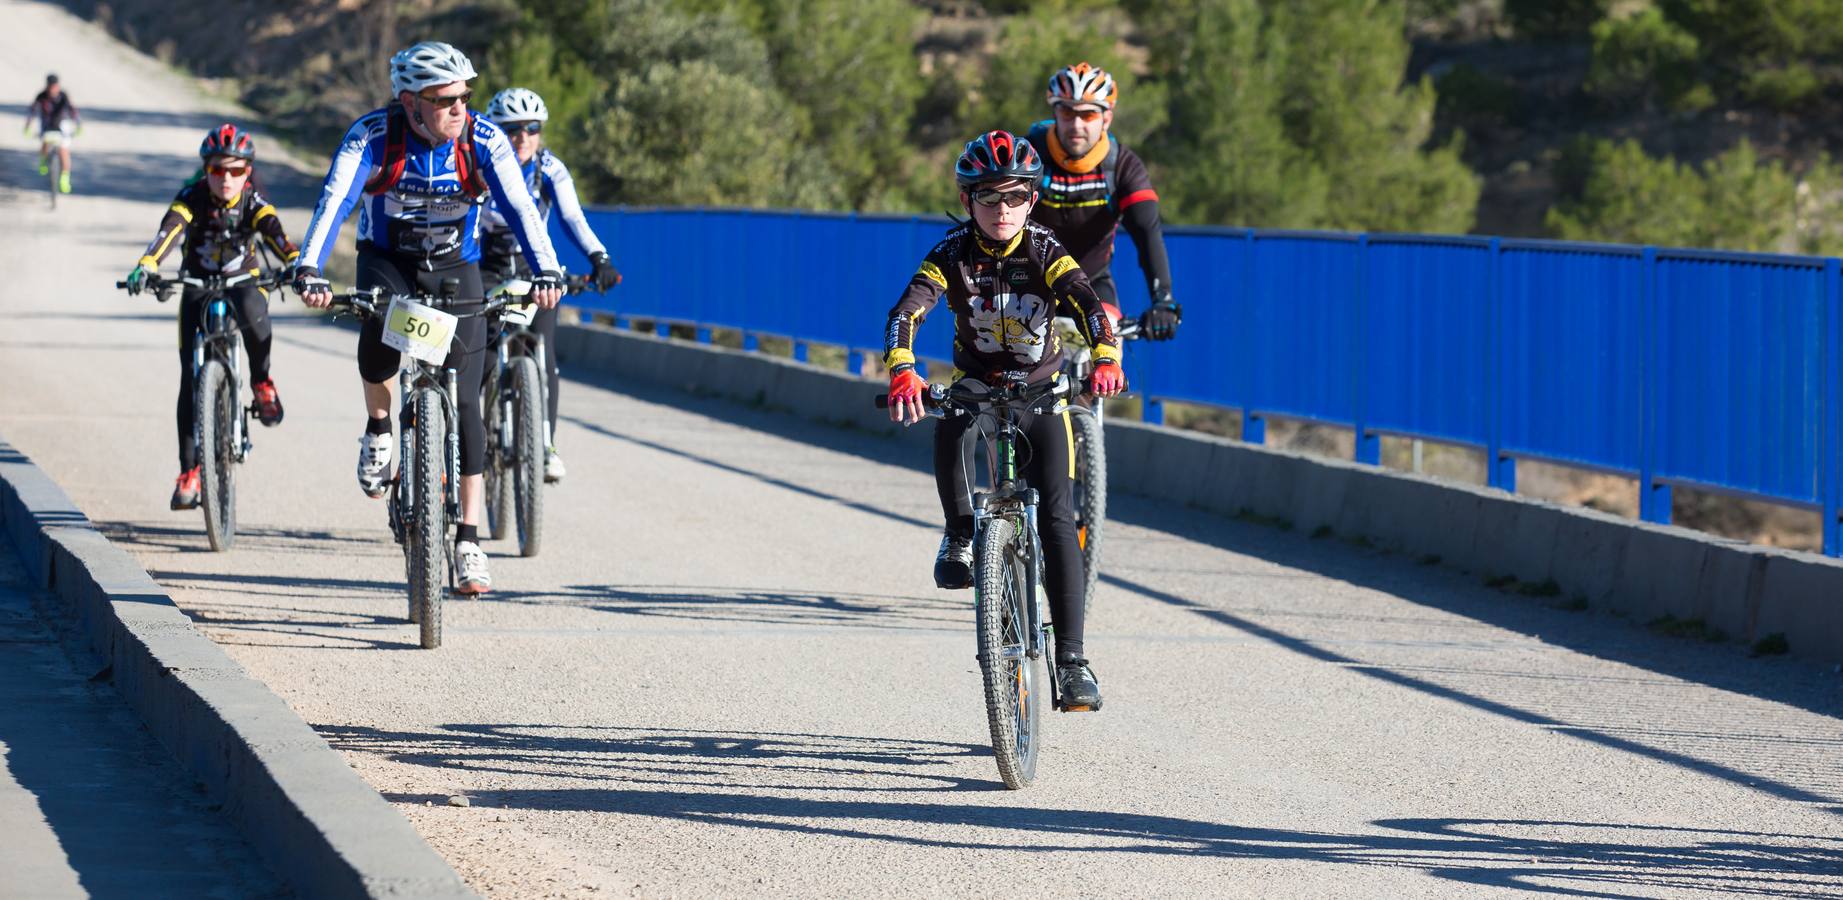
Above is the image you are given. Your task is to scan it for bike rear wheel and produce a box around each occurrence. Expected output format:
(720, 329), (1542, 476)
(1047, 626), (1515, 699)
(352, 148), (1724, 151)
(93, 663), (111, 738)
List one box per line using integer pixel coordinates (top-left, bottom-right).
(974, 517), (1041, 789)
(196, 360), (237, 551)
(510, 355), (545, 557)
(46, 151), (60, 209)
(483, 376), (513, 541)
(1070, 407), (1106, 613)
(408, 389), (448, 649)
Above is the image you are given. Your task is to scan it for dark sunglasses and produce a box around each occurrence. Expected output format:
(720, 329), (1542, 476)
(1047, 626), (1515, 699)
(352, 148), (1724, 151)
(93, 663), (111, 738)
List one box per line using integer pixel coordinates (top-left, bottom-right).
(504, 121), (543, 135)
(417, 89), (472, 110)
(1053, 104), (1104, 122)
(972, 188), (1033, 208)
(207, 163), (250, 177)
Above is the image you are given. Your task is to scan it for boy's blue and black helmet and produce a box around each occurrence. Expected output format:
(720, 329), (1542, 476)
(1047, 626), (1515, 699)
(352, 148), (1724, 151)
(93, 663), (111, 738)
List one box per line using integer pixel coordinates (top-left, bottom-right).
(955, 129), (1042, 188)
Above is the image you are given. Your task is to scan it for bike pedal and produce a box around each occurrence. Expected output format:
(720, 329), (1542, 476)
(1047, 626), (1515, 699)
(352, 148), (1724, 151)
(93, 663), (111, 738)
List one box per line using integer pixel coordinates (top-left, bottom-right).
(1058, 703), (1098, 713)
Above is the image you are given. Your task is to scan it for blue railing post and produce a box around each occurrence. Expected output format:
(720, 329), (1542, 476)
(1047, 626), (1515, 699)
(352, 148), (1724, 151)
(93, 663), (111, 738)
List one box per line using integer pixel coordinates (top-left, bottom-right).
(696, 326), (713, 344)
(793, 342), (808, 363)
(1143, 397), (1165, 425)
(1486, 238), (1516, 492)
(1826, 258), (1841, 556)
(1351, 234), (1380, 465)
(655, 320), (672, 339)
(1639, 246), (1672, 524)
(1240, 229), (1264, 444)
(848, 349), (869, 377)
(743, 332), (759, 351)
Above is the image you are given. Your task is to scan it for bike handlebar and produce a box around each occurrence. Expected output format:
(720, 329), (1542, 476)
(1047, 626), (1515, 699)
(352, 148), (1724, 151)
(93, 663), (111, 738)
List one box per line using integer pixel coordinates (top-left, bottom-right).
(875, 377), (1072, 416)
(117, 271), (284, 302)
(326, 287), (521, 320)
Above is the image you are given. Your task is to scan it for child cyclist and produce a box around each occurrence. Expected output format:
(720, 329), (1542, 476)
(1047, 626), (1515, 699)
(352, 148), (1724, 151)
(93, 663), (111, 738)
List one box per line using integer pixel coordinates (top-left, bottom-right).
(883, 130), (1126, 710)
(124, 125), (298, 510)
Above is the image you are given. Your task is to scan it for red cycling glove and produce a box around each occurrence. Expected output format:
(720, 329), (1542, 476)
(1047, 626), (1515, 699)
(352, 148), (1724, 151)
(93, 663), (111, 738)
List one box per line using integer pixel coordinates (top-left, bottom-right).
(1089, 361), (1127, 397)
(889, 367), (926, 404)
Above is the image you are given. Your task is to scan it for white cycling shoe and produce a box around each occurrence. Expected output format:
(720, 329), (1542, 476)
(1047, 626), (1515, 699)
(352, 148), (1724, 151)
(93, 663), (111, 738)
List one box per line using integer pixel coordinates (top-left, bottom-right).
(357, 431), (394, 498)
(455, 541), (492, 594)
(544, 446), (566, 483)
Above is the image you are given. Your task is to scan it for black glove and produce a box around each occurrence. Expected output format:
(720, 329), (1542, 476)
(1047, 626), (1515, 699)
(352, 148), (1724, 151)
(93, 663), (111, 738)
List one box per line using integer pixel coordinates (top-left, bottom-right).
(589, 251), (622, 291)
(1144, 290), (1182, 341)
(291, 265), (329, 296)
(532, 269), (565, 292)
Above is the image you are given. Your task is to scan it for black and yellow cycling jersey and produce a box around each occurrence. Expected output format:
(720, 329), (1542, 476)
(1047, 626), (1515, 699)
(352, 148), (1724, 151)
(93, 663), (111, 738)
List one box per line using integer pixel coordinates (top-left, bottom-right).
(885, 220), (1120, 384)
(1024, 120), (1173, 304)
(138, 178), (299, 277)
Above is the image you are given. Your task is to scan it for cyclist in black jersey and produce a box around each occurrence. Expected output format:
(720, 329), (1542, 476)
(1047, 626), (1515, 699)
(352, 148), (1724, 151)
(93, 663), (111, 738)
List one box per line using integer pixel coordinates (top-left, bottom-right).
(23, 74), (79, 194)
(1025, 63), (1180, 340)
(884, 130), (1126, 710)
(124, 125), (298, 510)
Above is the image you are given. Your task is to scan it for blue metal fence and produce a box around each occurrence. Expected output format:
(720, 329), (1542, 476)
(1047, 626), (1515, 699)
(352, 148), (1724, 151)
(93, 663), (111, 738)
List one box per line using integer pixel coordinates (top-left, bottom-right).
(550, 207), (1843, 556)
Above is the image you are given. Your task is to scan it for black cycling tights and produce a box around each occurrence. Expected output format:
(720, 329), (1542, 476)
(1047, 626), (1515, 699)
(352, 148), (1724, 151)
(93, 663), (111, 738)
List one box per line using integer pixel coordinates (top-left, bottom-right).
(354, 251), (489, 476)
(935, 407), (1086, 660)
(176, 285), (271, 471)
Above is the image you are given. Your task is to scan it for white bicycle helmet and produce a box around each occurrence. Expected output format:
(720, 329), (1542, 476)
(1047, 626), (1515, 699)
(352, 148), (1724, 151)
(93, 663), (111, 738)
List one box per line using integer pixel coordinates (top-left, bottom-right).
(486, 88), (549, 124)
(1047, 62), (1118, 109)
(389, 41), (477, 96)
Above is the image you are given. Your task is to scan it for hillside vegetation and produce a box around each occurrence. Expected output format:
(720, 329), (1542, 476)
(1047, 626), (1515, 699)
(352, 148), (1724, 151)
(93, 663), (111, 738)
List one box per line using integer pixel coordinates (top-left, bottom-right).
(70, 0), (1843, 253)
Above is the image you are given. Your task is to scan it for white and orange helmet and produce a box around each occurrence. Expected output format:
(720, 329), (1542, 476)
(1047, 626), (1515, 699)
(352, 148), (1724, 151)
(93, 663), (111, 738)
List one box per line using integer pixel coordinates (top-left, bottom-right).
(1047, 62), (1118, 110)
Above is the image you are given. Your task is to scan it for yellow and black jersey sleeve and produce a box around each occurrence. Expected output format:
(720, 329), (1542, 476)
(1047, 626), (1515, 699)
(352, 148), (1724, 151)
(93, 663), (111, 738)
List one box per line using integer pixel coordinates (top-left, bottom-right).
(249, 189), (301, 265)
(1045, 244), (1121, 364)
(884, 244), (951, 370)
(137, 199), (193, 270)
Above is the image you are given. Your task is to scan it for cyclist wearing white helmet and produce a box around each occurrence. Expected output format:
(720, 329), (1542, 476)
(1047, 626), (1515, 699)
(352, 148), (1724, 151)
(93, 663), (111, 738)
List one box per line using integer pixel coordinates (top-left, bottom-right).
(293, 40), (565, 595)
(1025, 62), (1180, 341)
(481, 87), (621, 483)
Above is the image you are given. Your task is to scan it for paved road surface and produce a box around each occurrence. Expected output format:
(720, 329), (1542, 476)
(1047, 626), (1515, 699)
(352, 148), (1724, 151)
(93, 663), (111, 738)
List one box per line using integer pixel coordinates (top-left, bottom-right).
(3, 2), (1841, 896)
(0, 514), (281, 898)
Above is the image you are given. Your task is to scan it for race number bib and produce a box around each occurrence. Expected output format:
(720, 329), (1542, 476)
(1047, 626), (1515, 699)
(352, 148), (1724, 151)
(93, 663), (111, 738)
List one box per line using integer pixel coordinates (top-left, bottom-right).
(381, 296), (458, 364)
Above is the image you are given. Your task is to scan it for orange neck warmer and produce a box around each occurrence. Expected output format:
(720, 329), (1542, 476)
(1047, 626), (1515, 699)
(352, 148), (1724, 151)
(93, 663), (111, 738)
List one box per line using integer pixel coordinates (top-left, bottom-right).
(1048, 125), (1109, 174)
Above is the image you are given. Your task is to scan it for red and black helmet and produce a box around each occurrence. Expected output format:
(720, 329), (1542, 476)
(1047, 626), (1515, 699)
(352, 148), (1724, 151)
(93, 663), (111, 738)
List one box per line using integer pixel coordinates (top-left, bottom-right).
(199, 123), (256, 162)
(955, 129), (1042, 188)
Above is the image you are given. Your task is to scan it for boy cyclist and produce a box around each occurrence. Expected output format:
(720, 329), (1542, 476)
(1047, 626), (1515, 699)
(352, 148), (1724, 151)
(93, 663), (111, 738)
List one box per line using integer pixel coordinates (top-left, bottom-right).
(884, 130), (1126, 710)
(124, 125), (296, 510)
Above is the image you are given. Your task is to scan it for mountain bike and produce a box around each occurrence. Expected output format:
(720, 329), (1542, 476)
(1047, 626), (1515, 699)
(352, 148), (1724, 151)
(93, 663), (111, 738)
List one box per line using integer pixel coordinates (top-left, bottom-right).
(116, 270), (282, 551)
(878, 377), (1079, 790)
(40, 129), (67, 209)
(330, 280), (525, 649)
(483, 274), (587, 556)
(1056, 310), (1148, 613)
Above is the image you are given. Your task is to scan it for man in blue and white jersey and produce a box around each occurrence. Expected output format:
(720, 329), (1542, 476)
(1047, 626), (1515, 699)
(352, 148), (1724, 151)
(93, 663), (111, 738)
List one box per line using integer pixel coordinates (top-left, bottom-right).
(479, 87), (621, 483)
(293, 41), (564, 595)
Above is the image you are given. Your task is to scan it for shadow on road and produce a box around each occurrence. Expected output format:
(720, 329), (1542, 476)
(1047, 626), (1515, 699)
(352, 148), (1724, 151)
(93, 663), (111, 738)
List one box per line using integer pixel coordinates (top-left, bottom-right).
(327, 722), (997, 794)
(483, 582), (965, 631)
(0, 146), (197, 204)
(550, 366), (1843, 813)
(320, 720), (1842, 898)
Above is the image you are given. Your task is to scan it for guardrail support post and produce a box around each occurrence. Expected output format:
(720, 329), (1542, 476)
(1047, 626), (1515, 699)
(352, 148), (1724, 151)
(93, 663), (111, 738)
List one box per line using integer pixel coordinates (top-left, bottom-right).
(1639, 246), (1672, 525)
(793, 342), (808, 363)
(743, 332), (759, 352)
(1352, 234), (1381, 465)
(1143, 398), (1164, 425)
(847, 349), (869, 377)
(1825, 258), (1841, 556)
(655, 320), (671, 339)
(1486, 238), (1516, 492)
(1241, 410), (1265, 444)
(696, 326), (713, 344)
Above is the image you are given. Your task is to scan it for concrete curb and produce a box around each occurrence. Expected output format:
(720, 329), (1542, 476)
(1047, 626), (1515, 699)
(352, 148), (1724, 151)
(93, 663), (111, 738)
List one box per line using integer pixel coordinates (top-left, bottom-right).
(0, 438), (475, 899)
(555, 316), (1843, 663)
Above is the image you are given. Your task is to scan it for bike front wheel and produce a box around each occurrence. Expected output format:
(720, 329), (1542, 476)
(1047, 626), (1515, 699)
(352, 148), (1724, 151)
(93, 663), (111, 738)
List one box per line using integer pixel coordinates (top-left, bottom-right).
(1070, 407), (1106, 613)
(408, 389), (448, 649)
(510, 355), (545, 557)
(974, 516), (1041, 790)
(196, 360), (237, 551)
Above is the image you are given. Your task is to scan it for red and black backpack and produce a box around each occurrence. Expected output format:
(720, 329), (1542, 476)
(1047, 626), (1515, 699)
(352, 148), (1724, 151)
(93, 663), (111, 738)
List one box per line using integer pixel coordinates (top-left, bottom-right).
(362, 103), (489, 199)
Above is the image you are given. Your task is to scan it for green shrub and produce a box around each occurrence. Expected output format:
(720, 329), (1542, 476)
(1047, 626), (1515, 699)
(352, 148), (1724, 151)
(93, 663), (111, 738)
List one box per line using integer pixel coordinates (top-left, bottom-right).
(1742, 63), (1823, 110)
(1506, 0), (1615, 38)
(1435, 63), (1519, 125)
(1584, 8), (1705, 111)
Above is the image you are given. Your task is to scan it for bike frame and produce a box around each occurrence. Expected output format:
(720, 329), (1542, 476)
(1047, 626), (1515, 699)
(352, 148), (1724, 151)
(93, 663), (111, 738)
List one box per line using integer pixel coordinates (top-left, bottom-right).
(490, 320), (548, 454)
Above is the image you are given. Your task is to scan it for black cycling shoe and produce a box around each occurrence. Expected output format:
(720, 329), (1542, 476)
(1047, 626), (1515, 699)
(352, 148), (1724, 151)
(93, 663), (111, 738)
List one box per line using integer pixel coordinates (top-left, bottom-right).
(1056, 659), (1102, 711)
(934, 532), (974, 590)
